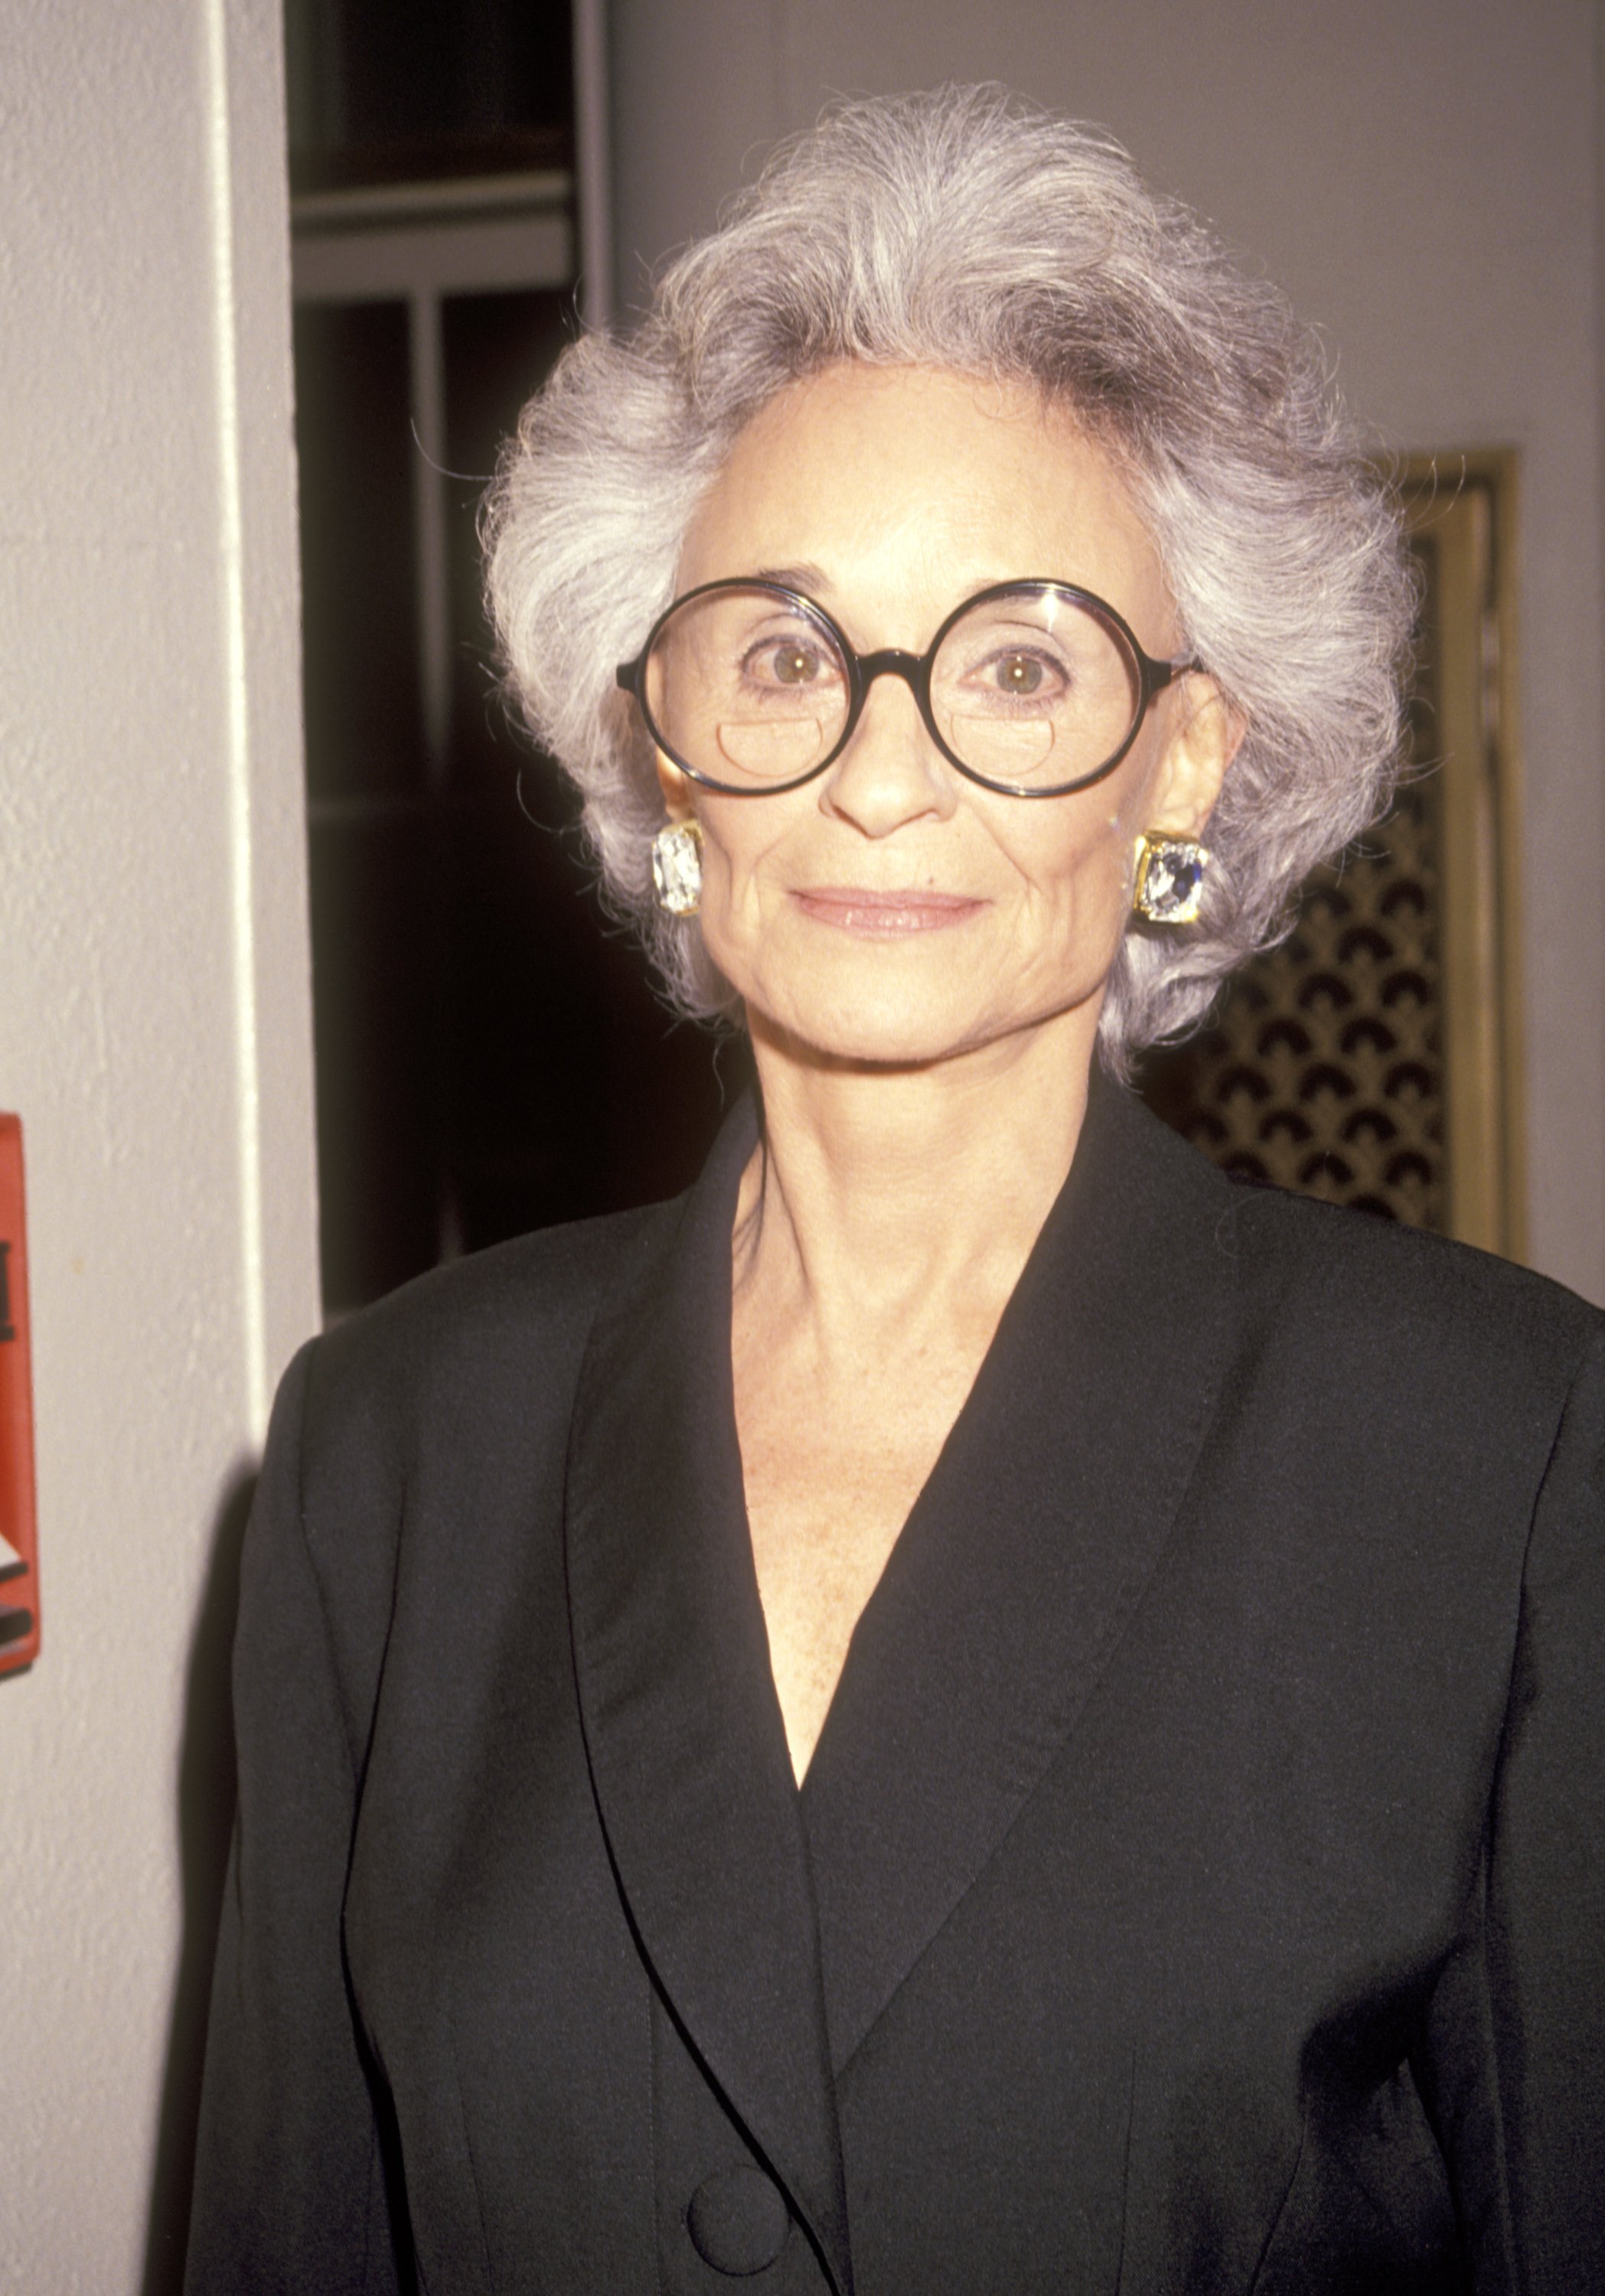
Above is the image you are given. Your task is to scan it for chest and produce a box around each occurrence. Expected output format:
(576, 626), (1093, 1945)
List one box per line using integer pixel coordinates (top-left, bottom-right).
(734, 1345), (984, 1782)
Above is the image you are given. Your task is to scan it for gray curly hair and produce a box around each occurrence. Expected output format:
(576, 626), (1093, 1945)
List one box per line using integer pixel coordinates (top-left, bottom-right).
(484, 85), (1416, 1071)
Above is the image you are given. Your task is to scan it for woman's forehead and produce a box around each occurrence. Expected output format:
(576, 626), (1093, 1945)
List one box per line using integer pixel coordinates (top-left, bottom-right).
(678, 361), (1170, 638)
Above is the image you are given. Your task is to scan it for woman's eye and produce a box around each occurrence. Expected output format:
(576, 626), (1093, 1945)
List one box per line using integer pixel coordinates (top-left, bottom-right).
(981, 649), (1065, 699)
(996, 652), (1044, 695)
(745, 638), (827, 686)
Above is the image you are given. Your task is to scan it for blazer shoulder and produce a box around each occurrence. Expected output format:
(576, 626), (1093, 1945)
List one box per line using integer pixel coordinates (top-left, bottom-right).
(252, 1200), (684, 1698)
(285, 1197), (680, 1525)
(1224, 1171), (1604, 1390)
(1101, 1083), (1602, 1394)
(317, 1198), (672, 1394)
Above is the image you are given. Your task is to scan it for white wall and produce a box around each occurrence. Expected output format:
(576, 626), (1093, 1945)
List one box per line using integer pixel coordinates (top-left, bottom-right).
(0, 0), (318, 2288)
(612, 0), (1605, 1303)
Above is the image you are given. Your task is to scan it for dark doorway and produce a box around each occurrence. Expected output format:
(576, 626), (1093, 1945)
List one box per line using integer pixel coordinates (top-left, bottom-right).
(288, 3), (731, 1319)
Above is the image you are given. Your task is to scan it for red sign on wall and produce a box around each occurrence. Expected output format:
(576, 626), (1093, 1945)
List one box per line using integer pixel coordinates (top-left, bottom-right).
(0, 1117), (39, 1676)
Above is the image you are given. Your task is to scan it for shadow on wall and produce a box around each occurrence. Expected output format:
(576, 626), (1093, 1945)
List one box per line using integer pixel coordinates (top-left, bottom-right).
(139, 1466), (256, 2296)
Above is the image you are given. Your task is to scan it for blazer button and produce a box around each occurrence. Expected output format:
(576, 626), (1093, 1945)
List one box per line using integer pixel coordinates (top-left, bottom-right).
(686, 2164), (791, 2275)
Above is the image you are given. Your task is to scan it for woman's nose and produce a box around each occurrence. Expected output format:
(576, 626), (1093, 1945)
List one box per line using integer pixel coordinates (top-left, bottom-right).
(819, 672), (957, 837)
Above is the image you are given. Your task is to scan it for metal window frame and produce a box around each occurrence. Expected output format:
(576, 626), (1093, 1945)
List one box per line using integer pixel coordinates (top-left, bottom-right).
(291, 170), (576, 786)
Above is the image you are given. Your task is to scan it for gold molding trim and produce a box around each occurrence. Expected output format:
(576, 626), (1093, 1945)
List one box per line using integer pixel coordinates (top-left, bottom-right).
(1139, 451), (1525, 1261)
(1396, 452), (1525, 1260)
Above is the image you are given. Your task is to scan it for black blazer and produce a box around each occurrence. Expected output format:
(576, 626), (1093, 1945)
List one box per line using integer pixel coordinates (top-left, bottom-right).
(185, 1077), (1605, 2295)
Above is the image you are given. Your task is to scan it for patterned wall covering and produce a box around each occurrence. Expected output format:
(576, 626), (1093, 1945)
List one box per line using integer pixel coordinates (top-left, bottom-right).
(1141, 775), (1444, 1226)
(1140, 465), (1516, 1248)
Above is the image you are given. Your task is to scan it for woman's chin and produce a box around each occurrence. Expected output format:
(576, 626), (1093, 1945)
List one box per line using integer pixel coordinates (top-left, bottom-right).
(739, 956), (1112, 1075)
(745, 985), (1010, 1073)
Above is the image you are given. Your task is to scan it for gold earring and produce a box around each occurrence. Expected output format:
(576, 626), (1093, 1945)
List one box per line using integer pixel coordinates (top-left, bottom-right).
(1132, 832), (1209, 925)
(651, 819), (703, 916)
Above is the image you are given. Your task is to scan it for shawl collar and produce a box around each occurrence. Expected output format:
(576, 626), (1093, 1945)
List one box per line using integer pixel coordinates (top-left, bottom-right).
(800, 1074), (1239, 2071)
(563, 1071), (1238, 2271)
(564, 1097), (853, 2294)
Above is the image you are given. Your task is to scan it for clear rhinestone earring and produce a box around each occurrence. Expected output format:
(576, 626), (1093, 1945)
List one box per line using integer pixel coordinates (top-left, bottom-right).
(1132, 832), (1209, 925)
(651, 819), (703, 916)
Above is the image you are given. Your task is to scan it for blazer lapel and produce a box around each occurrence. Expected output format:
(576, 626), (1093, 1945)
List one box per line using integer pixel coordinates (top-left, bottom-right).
(801, 1076), (1240, 2073)
(564, 1099), (853, 2295)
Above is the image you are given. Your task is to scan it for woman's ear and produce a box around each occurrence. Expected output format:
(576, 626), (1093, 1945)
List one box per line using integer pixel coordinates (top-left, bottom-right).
(1146, 676), (1245, 841)
(654, 748), (698, 821)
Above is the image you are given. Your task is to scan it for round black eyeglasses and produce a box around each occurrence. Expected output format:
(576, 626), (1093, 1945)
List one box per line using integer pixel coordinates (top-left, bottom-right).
(615, 578), (1199, 799)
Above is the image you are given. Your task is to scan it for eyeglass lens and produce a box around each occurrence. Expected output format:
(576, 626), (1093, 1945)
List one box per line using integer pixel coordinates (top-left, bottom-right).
(642, 584), (1144, 792)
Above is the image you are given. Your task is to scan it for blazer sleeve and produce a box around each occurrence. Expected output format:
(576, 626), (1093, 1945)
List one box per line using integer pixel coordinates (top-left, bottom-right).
(184, 1340), (405, 2296)
(1424, 1323), (1605, 2289)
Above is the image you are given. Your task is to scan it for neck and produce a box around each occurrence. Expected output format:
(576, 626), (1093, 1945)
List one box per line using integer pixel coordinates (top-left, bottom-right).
(736, 1004), (1099, 1354)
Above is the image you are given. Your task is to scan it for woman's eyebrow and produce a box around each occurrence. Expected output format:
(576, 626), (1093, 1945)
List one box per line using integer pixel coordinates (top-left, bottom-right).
(752, 561), (832, 594)
(749, 563), (1028, 605)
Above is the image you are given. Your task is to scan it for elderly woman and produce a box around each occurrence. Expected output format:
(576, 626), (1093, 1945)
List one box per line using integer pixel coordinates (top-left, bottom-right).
(187, 89), (1603, 2295)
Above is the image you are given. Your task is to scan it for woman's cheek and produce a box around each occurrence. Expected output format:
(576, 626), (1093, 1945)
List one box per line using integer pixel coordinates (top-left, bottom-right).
(693, 846), (763, 995)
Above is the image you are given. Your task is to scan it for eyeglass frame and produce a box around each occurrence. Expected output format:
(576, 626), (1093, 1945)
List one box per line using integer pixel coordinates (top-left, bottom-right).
(615, 576), (1202, 800)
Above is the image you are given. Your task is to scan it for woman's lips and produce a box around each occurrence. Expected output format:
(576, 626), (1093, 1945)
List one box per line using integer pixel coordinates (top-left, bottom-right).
(791, 887), (987, 934)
